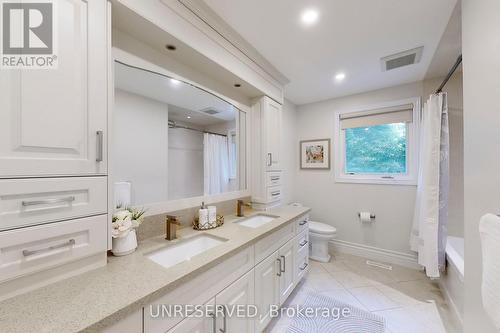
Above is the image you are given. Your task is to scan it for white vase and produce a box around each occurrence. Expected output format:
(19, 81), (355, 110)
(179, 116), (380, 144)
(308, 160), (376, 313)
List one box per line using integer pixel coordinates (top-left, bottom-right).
(112, 229), (138, 256)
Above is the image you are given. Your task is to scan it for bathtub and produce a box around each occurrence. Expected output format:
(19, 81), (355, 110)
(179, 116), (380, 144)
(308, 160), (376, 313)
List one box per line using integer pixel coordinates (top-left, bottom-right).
(440, 236), (464, 326)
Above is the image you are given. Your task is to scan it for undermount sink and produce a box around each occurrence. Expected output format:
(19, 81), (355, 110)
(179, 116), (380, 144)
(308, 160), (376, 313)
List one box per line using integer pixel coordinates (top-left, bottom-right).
(235, 214), (278, 228)
(146, 234), (227, 269)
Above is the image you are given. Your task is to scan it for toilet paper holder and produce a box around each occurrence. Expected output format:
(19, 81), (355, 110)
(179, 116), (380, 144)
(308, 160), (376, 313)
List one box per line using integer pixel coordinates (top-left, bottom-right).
(358, 212), (376, 219)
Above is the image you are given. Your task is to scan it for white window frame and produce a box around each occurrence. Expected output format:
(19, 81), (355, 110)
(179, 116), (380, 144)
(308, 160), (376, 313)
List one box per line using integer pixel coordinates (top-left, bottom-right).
(334, 97), (420, 185)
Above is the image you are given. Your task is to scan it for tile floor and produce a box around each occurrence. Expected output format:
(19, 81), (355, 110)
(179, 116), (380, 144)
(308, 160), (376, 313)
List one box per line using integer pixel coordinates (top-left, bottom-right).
(265, 253), (461, 333)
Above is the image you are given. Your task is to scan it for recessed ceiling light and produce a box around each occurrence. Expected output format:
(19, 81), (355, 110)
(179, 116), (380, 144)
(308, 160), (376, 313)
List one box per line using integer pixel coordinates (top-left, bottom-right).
(187, 116), (191, 119)
(335, 72), (346, 82)
(301, 9), (319, 25)
(170, 78), (180, 85)
(165, 44), (176, 51)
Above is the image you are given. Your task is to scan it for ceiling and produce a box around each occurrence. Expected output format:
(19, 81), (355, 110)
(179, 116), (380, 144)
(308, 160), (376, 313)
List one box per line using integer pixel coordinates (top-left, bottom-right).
(202, 0), (458, 105)
(114, 62), (237, 126)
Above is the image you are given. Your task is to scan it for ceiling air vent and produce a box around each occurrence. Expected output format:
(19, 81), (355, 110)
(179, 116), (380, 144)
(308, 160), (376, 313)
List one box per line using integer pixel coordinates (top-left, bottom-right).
(200, 107), (221, 115)
(381, 46), (423, 71)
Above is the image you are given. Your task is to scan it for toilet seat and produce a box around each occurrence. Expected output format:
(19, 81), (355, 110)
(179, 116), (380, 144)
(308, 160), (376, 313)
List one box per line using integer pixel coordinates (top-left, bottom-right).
(309, 221), (336, 235)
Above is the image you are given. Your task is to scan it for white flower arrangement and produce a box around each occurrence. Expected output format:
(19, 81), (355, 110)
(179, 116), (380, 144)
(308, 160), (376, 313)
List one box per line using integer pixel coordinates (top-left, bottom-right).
(112, 207), (146, 238)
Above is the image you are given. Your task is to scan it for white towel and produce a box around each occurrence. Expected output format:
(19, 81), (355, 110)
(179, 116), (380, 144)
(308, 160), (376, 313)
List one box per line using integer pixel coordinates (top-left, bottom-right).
(114, 182), (131, 209)
(479, 213), (500, 329)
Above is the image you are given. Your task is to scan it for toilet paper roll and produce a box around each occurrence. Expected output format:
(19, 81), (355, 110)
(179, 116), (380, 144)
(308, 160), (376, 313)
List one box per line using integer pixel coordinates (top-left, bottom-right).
(359, 212), (372, 223)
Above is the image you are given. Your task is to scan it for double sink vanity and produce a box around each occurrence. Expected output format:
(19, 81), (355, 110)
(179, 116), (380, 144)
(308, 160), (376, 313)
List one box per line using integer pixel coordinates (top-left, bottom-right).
(0, 205), (310, 333)
(0, 1), (305, 332)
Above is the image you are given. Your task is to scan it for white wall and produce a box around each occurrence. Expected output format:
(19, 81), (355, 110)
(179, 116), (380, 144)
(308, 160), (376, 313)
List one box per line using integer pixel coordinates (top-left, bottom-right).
(423, 73), (464, 237)
(294, 82), (424, 256)
(281, 99), (298, 205)
(168, 125), (204, 200)
(114, 89), (168, 205)
(462, 0), (500, 331)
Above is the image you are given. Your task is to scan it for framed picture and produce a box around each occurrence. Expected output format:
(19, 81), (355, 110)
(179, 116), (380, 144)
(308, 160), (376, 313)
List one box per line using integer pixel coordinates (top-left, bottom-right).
(300, 139), (331, 169)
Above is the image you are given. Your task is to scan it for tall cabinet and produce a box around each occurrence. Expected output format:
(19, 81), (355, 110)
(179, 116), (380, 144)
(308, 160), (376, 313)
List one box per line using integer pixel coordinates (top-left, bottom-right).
(0, 0), (110, 300)
(251, 96), (283, 210)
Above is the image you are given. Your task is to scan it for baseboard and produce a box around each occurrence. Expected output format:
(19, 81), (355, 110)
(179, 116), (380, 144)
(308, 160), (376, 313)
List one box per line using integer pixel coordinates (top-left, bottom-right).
(329, 239), (422, 270)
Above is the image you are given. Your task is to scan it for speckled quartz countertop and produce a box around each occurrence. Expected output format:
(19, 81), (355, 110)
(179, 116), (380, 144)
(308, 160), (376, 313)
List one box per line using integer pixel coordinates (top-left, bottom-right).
(0, 205), (310, 333)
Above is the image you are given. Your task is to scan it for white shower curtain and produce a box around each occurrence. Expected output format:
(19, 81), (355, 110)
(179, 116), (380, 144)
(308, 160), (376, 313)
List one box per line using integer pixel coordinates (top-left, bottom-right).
(203, 133), (230, 195)
(410, 93), (449, 278)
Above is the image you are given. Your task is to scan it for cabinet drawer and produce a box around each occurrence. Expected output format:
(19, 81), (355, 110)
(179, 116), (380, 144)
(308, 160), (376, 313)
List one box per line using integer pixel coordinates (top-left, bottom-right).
(296, 229), (309, 258)
(266, 171), (282, 187)
(266, 186), (282, 203)
(295, 252), (309, 282)
(0, 214), (107, 283)
(296, 214), (309, 234)
(0, 177), (107, 231)
(255, 222), (294, 264)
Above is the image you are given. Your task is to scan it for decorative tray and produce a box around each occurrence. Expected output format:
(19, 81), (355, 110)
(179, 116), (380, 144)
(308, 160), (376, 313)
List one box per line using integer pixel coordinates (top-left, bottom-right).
(193, 214), (224, 230)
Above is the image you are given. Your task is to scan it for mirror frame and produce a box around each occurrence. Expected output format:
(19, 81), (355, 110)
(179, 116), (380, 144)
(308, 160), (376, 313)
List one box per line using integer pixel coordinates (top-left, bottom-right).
(111, 47), (252, 216)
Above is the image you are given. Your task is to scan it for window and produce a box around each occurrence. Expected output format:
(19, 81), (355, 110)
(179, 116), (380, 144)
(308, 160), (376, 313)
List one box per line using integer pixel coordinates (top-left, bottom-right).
(334, 98), (420, 185)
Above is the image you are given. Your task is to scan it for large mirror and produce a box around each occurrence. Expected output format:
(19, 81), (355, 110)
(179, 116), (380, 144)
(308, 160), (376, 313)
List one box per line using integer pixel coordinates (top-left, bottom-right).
(113, 61), (247, 207)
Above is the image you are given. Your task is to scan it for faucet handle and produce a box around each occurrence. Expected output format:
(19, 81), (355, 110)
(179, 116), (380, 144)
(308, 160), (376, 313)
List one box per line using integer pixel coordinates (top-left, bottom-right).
(166, 215), (181, 224)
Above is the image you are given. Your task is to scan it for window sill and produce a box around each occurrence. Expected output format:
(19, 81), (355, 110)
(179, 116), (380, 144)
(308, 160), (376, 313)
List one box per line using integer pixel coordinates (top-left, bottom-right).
(335, 176), (417, 186)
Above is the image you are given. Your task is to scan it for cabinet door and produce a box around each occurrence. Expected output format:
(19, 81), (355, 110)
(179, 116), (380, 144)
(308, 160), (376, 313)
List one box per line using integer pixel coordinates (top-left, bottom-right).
(263, 97), (282, 171)
(0, 0), (108, 177)
(254, 252), (280, 333)
(168, 298), (216, 333)
(216, 270), (255, 333)
(278, 239), (295, 305)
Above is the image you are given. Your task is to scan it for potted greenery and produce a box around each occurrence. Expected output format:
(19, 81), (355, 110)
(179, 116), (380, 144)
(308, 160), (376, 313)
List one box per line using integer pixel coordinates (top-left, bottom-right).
(111, 207), (146, 256)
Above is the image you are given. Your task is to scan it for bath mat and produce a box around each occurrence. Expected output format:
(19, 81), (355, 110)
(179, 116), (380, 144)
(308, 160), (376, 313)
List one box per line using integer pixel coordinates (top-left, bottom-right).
(285, 292), (386, 333)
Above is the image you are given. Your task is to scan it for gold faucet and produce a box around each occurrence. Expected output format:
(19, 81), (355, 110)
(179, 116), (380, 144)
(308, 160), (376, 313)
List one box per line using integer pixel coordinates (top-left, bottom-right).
(236, 200), (252, 217)
(165, 215), (181, 240)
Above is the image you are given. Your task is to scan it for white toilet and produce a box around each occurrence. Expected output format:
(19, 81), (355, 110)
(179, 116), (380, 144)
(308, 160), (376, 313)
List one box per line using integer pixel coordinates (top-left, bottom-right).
(289, 203), (337, 263)
(308, 221), (337, 262)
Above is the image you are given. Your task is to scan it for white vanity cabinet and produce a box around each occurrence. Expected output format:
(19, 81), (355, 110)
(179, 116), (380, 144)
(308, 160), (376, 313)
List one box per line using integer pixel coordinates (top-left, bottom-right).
(254, 252), (280, 333)
(131, 213), (310, 333)
(262, 97), (282, 172)
(253, 237), (296, 333)
(0, 0), (108, 178)
(215, 270), (255, 333)
(251, 96), (283, 209)
(278, 238), (295, 304)
(0, 0), (110, 299)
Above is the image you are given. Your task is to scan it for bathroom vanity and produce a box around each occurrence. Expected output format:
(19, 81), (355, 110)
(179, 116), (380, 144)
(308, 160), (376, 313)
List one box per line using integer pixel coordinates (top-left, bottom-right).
(0, 206), (310, 333)
(0, 0), (294, 331)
